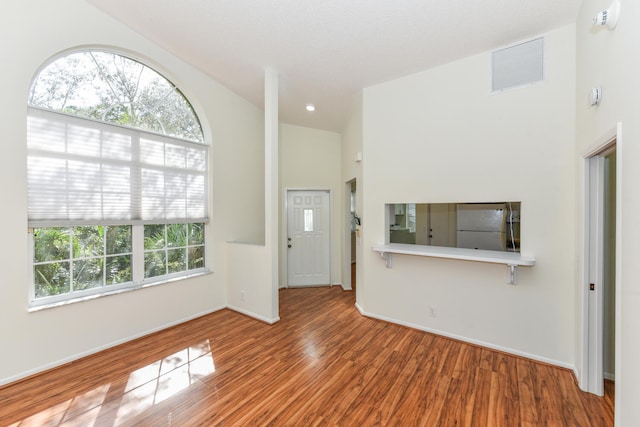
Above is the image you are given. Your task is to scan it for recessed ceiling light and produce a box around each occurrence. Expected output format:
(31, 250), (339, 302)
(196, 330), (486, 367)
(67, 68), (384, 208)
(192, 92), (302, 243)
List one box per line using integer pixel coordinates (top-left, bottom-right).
(305, 104), (316, 112)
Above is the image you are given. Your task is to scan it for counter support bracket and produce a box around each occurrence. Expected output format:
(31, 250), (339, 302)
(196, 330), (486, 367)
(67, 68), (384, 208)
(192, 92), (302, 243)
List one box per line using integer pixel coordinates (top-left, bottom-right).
(508, 264), (517, 285)
(379, 251), (392, 268)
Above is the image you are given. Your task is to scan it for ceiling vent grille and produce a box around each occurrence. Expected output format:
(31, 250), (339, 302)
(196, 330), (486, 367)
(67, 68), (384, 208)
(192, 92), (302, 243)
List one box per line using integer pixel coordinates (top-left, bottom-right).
(492, 37), (544, 93)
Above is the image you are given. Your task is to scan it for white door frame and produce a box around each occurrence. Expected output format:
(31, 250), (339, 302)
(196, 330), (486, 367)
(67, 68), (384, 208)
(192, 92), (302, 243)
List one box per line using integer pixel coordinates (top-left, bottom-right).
(585, 153), (605, 396)
(579, 123), (621, 397)
(284, 188), (332, 287)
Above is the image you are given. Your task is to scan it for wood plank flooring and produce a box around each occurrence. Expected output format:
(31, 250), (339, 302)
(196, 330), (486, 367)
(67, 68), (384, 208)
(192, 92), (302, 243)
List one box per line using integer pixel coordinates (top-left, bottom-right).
(0, 286), (614, 426)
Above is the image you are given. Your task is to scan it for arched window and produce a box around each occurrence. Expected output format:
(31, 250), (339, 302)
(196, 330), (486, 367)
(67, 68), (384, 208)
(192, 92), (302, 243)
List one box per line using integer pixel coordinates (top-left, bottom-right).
(27, 50), (208, 307)
(29, 51), (204, 142)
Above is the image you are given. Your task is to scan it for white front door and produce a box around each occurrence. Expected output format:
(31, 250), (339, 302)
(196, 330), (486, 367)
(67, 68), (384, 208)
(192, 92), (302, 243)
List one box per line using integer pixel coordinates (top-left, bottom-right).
(287, 190), (331, 287)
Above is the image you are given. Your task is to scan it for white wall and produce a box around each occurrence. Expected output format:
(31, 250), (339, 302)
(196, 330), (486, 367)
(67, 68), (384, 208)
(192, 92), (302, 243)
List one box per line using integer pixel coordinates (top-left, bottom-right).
(226, 69), (278, 323)
(279, 124), (342, 287)
(0, 0), (264, 385)
(575, 1), (640, 424)
(360, 25), (576, 366)
(226, 242), (275, 323)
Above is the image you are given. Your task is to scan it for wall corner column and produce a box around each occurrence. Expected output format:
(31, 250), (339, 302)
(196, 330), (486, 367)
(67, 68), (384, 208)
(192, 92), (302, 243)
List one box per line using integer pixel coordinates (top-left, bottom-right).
(265, 68), (279, 319)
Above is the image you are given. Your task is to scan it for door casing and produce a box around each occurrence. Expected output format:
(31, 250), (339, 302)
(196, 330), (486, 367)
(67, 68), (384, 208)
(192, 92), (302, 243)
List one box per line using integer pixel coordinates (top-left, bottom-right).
(343, 180), (356, 291)
(579, 124), (620, 398)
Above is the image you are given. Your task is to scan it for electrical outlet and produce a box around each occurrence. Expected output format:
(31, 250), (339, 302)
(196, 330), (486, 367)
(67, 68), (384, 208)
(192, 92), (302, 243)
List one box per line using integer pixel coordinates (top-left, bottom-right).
(428, 306), (436, 318)
(241, 290), (246, 302)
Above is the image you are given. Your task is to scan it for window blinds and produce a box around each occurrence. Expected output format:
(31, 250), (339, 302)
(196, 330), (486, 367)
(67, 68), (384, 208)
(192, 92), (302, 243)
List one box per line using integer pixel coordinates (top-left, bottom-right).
(27, 107), (208, 227)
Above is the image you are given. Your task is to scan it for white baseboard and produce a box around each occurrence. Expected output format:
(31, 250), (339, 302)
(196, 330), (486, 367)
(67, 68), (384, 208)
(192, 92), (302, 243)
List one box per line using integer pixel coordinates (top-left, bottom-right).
(0, 305), (226, 387)
(604, 372), (616, 381)
(355, 304), (574, 371)
(226, 305), (280, 324)
(333, 282), (353, 291)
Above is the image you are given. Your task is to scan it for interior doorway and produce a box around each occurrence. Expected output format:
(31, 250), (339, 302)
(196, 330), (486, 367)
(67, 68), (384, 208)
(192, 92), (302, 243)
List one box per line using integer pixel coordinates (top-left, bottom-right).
(583, 131), (618, 397)
(343, 179), (357, 291)
(286, 190), (331, 287)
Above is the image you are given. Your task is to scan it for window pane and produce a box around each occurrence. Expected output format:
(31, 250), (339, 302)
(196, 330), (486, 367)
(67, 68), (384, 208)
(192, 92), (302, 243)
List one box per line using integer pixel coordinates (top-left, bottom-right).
(304, 209), (314, 232)
(34, 227), (70, 262)
(189, 223), (204, 245)
(106, 255), (132, 285)
(32, 223), (205, 301)
(168, 248), (186, 273)
(73, 258), (104, 290)
(106, 225), (132, 255)
(166, 223), (187, 248)
(188, 246), (205, 270)
(34, 262), (70, 297)
(145, 225), (165, 250)
(73, 226), (104, 258)
(407, 203), (416, 233)
(145, 250), (166, 278)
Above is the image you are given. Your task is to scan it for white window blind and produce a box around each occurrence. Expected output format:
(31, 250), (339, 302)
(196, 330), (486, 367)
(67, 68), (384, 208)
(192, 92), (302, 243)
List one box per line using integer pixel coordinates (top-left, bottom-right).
(27, 107), (208, 227)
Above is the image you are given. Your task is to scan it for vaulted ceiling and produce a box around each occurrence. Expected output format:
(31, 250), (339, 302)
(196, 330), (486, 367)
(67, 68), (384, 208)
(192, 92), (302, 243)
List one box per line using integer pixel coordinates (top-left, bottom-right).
(87, 0), (582, 132)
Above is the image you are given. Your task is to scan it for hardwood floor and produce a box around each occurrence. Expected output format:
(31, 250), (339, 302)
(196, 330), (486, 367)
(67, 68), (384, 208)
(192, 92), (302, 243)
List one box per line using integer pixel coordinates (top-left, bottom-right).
(0, 286), (614, 426)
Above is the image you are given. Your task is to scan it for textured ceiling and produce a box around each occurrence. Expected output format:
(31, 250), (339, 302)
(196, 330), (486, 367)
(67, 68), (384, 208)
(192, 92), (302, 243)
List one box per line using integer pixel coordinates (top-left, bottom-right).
(86, 0), (582, 132)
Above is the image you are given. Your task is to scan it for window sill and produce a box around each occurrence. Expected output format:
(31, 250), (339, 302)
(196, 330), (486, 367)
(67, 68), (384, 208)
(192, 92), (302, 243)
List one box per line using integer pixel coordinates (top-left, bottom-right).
(28, 269), (212, 312)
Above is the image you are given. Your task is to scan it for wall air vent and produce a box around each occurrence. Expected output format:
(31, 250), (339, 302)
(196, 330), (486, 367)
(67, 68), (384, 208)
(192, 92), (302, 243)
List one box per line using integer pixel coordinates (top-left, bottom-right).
(492, 37), (544, 93)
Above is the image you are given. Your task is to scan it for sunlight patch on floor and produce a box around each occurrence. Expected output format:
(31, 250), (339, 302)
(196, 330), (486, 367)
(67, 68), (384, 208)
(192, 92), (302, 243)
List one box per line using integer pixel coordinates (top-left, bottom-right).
(9, 340), (215, 426)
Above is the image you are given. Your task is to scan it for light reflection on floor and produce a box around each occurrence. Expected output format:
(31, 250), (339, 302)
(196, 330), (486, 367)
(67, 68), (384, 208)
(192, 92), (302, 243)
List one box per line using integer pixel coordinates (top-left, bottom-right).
(8, 384), (111, 427)
(9, 340), (215, 426)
